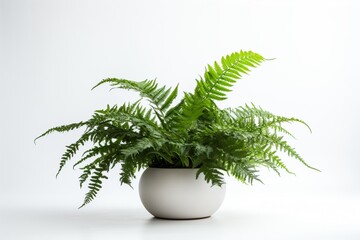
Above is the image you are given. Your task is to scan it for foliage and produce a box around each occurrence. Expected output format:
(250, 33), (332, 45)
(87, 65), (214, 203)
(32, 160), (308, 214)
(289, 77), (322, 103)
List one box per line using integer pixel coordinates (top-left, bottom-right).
(35, 50), (318, 208)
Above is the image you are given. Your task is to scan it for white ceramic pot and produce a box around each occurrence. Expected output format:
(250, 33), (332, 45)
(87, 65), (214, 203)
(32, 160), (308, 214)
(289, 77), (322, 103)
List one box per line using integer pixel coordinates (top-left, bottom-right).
(139, 167), (226, 219)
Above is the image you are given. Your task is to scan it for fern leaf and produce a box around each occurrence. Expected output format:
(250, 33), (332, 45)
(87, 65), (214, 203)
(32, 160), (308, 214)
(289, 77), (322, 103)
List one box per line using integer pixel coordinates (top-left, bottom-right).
(230, 164), (261, 184)
(119, 159), (137, 187)
(92, 78), (178, 120)
(196, 166), (225, 187)
(79, 161), (110, 208)
(196, 50), (265, 102)
(264, 134), (320, 171)
(56, 132), (91, 177)
(79, 167), (91, 188)
(34, 122), (87, 143)
(160, 84), (179, 111)
(73, 143), (116, 169)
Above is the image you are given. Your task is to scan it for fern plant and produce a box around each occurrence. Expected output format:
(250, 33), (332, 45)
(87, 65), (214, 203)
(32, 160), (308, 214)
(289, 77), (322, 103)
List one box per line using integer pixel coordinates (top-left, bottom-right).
(35, 50), (318, 208)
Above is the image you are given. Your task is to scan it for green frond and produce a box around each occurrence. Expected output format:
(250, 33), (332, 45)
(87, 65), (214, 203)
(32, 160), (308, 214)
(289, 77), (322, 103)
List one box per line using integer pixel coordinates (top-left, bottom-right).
(92, 78), (179, 121)
(34, 121), (87, 143)
(79, 167), (91, 188)
(73, 142), (120, 169)
(195, 51), (265, 102)
(196, 165), (225, 187)
(268, 154), (294, 175)
(160, 84), (179, 112)
(264, 134), (319, 171)
(79, 161), (110, 208)
(121, 138), (158, 159)
(119, 159), (138, 187)
(57, 132), (91, 177)
(228, 104), (312, 136)
(169, 51), (265, 132)
(249, 143), (294, 175)
(270, 125), (296, 139)
(229, 164), (261, 184)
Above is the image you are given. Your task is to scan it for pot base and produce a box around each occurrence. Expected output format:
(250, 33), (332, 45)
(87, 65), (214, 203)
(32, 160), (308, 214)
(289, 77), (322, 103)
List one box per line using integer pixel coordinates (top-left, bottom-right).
(153, 215), (211, 220)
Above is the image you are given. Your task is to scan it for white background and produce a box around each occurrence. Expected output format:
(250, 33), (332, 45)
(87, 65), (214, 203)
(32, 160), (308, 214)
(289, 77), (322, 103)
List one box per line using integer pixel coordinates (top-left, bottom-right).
(1, 0), (359, 239)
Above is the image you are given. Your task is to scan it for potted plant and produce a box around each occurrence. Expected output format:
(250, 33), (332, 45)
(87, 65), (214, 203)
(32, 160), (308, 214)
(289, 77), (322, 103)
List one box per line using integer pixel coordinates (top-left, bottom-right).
(35, 50), (318, 219)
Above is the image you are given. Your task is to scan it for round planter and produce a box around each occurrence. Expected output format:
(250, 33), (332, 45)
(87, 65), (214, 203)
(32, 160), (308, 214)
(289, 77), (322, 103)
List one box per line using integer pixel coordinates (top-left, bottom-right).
(139, 167), (226, 219)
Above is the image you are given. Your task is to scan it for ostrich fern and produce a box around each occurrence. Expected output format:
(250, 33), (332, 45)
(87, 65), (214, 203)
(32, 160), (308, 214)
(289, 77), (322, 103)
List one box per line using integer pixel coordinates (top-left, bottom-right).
(35, 50), (318, 208)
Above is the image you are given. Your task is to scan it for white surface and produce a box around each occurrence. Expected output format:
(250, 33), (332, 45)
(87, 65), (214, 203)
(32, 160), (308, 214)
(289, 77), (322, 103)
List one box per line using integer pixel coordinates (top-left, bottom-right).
(1, 0), (360, 239)
(139, 168), (226, 219)
(1, 193), (359, 240)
